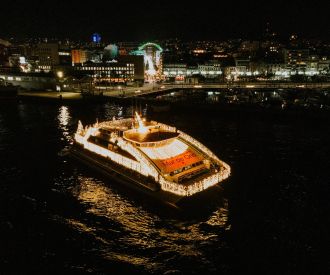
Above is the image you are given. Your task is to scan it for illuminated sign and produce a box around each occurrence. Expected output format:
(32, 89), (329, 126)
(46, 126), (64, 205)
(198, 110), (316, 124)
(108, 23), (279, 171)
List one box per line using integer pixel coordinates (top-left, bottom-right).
(154, 149), (203, 173)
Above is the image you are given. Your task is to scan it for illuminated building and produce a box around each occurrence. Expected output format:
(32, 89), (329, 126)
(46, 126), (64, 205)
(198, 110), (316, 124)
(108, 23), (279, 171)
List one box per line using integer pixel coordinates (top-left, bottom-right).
(131, 42), (163, 82)
(58, 50), (72, 65)
(0, 72), (56, 90)
(163, 63), (222, 80)
(74, 61), (136, 84)
(318, 57), (330, 74)
(283, 48), (309, 72)
(73, 54), (144, 84)
(197, 63), (222, 76)
(71, 114), (231, 205)
(118, 55), (144, 83)
(72, 49), (88, 65)
(103, 44), (118, 60)
(36, 43), (59, 71)
(163, 64), (187, 79)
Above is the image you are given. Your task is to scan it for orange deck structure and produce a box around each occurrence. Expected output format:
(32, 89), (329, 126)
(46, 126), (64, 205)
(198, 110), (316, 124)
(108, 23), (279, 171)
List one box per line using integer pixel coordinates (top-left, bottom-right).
(153, 149), (203, 173)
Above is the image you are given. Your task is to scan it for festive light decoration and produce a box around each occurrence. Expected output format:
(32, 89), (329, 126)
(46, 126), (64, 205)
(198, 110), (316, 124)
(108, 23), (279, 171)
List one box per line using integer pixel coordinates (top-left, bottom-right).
(74, 117), (231, 197)
(135, 112), (148, 134)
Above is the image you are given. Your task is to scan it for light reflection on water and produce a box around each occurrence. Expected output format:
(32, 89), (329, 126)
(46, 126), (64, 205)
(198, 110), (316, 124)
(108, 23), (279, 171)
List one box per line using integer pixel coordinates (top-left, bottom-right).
(57, 106), (71, 142)
(60, 175), (229, 273)
(1, 100), (328, 274)
(51, 103), (229, 272)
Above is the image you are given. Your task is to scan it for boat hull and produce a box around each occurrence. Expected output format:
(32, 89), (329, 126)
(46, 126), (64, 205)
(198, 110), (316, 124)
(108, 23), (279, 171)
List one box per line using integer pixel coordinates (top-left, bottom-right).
(69, 144), (225, 209)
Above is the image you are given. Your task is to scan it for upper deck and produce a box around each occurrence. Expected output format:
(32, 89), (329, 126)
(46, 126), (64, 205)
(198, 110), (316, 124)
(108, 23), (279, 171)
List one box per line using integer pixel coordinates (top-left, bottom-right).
(123, 128), (179, 144)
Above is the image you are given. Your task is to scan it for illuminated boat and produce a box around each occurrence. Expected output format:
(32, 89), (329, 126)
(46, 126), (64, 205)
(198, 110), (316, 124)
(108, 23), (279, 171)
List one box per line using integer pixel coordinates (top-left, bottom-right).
(70, 113), (230, 207)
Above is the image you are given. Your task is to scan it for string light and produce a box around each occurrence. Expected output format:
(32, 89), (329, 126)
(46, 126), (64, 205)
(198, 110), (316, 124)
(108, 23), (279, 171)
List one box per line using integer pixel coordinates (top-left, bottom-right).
(74, 117), (231, 197)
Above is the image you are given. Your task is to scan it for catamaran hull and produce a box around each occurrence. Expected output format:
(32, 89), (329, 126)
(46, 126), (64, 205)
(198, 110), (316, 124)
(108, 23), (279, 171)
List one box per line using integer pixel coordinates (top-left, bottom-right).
(69, 145), (224, 209)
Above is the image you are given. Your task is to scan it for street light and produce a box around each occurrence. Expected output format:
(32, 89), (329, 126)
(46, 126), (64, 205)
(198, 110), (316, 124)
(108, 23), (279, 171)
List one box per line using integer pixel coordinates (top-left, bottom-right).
(56, 71), (64, 99)
(57, 71), (64, 79)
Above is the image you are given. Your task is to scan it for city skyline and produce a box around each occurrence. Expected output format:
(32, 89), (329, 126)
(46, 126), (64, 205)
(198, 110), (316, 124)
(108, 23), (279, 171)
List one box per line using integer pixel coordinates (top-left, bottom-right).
(1, 2), (330, 275)
(1, 0), (330, 41)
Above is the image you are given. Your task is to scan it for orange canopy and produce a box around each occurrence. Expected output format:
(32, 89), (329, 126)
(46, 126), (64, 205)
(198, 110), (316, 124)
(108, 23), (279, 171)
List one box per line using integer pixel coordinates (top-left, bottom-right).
(153, 149), (203, 173)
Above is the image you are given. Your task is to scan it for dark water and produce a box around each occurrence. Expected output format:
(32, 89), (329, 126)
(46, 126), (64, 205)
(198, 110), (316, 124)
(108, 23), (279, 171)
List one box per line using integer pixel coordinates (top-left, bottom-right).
(151, 88), (330, 112)
(0, 99), (329, 274)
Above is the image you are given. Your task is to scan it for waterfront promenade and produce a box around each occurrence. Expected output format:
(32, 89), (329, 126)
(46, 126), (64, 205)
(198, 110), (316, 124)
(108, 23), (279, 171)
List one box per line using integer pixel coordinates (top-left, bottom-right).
(16, 81), (330, 101)
(101, 82), (330, 98)
(18, 91), (82, 100)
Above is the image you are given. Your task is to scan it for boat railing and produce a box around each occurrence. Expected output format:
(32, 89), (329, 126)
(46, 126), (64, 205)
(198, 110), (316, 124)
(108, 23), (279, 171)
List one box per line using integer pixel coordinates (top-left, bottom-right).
(158, 167), (230, 197)
(178, 130), (221, 162)
(116, 137), (160, 180)
(77, 138), (143, 173)
(97, 118), (132, 128)
(151, 121), (177, 132)
(75, 120), (231, 197)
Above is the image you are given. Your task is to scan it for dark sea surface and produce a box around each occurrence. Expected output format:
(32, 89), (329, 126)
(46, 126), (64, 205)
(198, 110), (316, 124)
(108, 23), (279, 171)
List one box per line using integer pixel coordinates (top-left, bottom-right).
(0, 97), (329, 274)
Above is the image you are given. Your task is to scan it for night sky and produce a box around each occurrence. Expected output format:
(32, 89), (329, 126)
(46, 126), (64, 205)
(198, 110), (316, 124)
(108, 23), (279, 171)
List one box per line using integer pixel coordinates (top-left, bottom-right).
(1, 0), (329, 41)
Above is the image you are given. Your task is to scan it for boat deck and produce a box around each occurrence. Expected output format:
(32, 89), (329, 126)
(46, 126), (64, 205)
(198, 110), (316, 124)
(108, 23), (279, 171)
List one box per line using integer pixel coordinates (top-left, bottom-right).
(124, 130), (179, 143)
